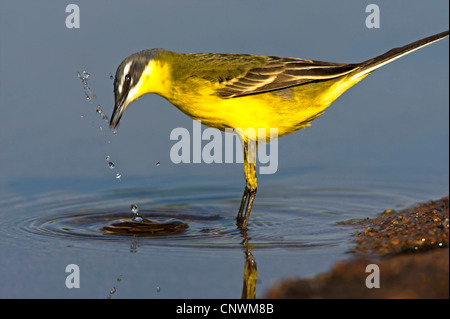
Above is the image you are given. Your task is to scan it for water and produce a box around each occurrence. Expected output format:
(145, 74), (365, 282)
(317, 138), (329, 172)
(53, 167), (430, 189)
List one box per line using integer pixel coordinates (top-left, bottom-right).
(1, 173), (446, 298)
(0, 1), (447, 299)
(130, 204), (144, 222)
(130, 204), (139, 214)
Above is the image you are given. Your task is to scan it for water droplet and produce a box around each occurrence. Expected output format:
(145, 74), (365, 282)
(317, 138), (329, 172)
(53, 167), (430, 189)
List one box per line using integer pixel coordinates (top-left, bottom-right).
(156, 286), (161, 293)
(106, 155), (110, 161)
(156, 162), (160, 166)
(109, 73), (114, 80)
(110, 287), (116, 294)
(83, 71), (90, 79)
(130, 204), (139, 214)
(96, 108), (103, 114)
(108, 162), (115, 169)
(133, 216), (143, 222)
(130, 204), (144, 222)
(113, 129), (118, 135)
(117, 275), (123, 282)
(78, 71), (89, 86)
(115, 173), (122, 180)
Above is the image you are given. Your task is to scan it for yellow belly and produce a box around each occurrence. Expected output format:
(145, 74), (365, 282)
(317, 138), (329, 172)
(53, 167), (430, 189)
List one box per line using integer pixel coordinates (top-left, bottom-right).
(164, 73), (367, 140)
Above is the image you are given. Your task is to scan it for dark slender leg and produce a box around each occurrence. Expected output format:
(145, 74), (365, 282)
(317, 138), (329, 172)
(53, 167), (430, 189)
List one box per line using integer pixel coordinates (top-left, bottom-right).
(236, 187), (257, 230)
(241, 188), (257, 230)
(236, 138), (258, 229)
(237, 187), (250, 224)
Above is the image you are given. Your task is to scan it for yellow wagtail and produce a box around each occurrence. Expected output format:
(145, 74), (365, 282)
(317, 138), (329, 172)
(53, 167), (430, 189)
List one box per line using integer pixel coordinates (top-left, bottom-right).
(110, 31), (448, 229)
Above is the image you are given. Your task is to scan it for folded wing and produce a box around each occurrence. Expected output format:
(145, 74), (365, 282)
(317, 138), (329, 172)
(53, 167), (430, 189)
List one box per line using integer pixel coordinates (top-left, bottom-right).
(218, 57), (358, 98)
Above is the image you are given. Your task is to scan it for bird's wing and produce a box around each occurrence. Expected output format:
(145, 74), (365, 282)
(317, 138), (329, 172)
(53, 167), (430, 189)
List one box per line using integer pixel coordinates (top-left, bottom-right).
(218, 57), (359, 98)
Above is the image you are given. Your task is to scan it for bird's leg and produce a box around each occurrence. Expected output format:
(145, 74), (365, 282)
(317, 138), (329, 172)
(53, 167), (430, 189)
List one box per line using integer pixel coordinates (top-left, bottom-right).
(241, 187), (257, 230)
(237, 187), (249, 223)
(237, 139), (258, 229)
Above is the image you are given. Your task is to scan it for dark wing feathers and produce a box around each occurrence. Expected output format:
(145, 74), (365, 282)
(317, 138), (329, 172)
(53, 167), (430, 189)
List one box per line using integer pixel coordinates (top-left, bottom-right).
(218, 57), (359, 98)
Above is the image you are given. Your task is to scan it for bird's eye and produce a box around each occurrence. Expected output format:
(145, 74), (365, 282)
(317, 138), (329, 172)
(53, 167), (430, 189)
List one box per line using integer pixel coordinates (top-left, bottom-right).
(125, 74), (131, 82)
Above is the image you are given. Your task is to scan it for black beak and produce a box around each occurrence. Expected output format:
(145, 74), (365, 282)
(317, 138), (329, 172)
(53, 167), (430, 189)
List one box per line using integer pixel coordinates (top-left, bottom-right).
(110, 103), (123, 129)
(110, 91), (128, 129)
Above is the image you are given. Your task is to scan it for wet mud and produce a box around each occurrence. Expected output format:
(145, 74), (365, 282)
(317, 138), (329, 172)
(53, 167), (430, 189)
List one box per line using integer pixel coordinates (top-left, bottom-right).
(265, 196), (449, 298)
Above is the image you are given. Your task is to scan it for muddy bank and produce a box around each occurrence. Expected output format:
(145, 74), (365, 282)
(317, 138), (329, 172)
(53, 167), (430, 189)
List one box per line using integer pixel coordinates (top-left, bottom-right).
(265, 196), (449, 298)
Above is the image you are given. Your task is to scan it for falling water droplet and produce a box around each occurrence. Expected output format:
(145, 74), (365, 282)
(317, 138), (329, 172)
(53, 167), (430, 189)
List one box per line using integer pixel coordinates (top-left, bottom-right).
(156, 162), (160, 166)
(109, 73), (114, 80)
(130, 204), (139, 214)
(130, 204), (143, 222)
(110, 287), (116, 294)
(106, 155), (110, 161)
(156, 286), (161, 293)
(79, 76), (87, 86)
(115, 173), (122, 180)
(83, 71), (90, 79)
(96, 107), (109, 122)
(108, 162), (115, 169)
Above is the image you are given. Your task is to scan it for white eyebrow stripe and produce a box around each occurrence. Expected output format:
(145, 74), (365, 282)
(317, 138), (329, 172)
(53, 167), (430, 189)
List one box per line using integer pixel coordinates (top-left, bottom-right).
(123, 61), (133, 76)
(118, 60), (133, 94)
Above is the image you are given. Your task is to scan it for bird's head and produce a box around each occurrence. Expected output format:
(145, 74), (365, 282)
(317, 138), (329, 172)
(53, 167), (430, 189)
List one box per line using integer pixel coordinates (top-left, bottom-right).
(110, 48), (166, 128)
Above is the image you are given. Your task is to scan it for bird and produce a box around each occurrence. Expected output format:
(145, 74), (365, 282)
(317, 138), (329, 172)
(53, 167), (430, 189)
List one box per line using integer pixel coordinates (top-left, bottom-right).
(110, 30), (448, 230)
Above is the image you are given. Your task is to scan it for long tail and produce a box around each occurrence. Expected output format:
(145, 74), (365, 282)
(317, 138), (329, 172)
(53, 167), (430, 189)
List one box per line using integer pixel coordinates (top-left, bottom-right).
(351, 30), (449, 80)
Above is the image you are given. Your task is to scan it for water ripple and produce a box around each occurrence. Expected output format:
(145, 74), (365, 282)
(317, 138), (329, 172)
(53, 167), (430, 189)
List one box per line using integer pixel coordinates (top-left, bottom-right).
(2, 183), (416, 251)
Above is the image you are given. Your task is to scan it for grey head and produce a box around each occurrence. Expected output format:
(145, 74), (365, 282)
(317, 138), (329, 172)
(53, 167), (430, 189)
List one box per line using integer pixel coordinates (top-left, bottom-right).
(110, 48), (165, 128)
